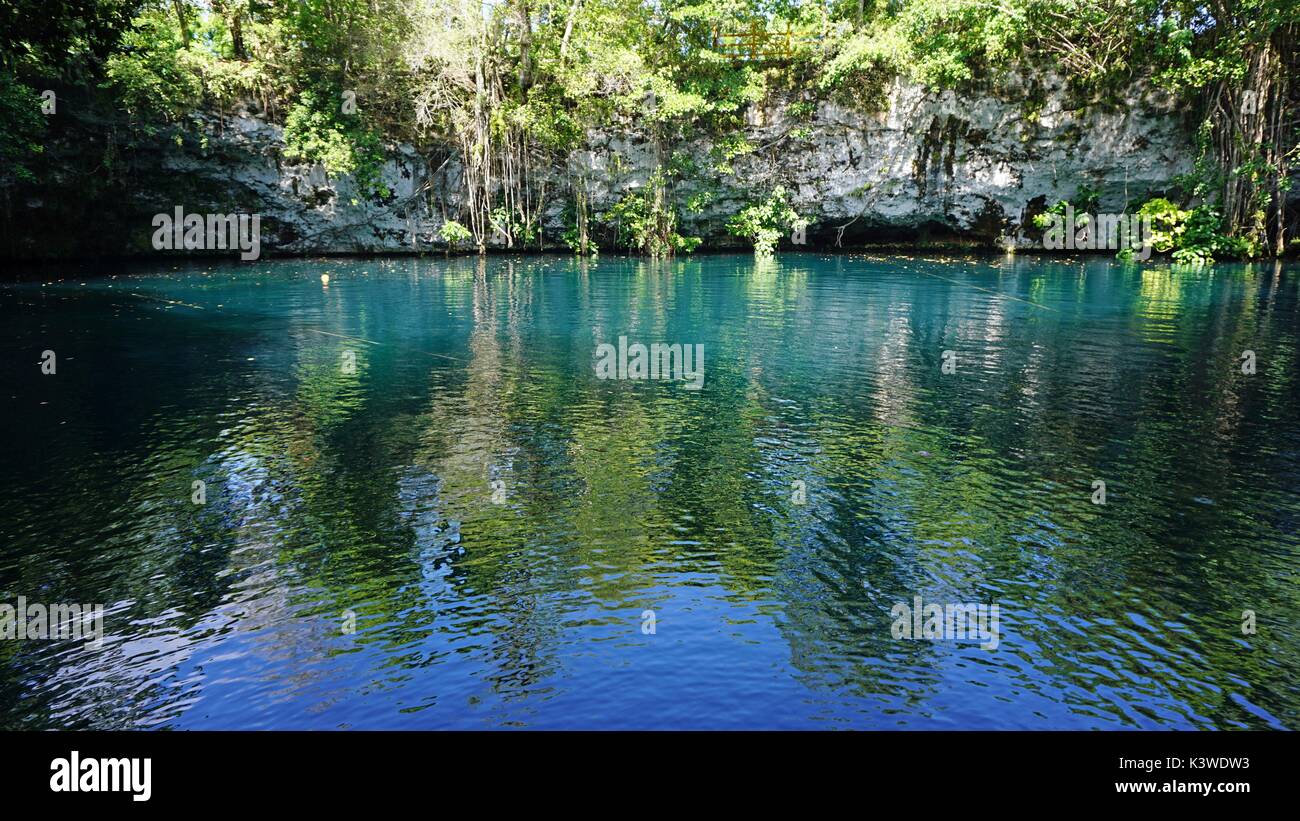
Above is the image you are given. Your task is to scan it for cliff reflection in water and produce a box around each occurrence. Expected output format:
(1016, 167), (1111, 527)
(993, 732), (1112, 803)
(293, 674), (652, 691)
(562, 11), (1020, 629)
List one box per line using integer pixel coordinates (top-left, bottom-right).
(0, 254), (1296, 729)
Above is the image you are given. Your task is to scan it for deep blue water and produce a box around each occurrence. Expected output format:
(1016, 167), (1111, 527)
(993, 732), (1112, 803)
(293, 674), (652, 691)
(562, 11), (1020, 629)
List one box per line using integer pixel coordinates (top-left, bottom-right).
(1, 253), (1297, 729)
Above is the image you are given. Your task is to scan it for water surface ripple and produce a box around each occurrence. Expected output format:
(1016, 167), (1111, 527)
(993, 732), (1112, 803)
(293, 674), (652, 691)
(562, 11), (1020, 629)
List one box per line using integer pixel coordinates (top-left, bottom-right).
(1, 254), (1297, 729)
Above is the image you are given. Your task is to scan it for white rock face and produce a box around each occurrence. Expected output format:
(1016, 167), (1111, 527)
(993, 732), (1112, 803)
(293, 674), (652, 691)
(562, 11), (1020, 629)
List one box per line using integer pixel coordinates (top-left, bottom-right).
(156, 113), (446, 254)
(154, 73), (1196, 253)
(649, 73), (1194, 246)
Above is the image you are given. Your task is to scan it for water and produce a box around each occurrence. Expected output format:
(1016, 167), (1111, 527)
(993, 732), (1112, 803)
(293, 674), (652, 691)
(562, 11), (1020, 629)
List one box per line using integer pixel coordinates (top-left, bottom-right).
(1, 253), (1297, 730)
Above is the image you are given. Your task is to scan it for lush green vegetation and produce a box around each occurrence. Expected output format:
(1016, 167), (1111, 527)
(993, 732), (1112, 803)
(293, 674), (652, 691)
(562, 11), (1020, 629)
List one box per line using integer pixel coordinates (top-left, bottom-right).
(728, 185), (805, 256)
(1, 0), (1296, 258)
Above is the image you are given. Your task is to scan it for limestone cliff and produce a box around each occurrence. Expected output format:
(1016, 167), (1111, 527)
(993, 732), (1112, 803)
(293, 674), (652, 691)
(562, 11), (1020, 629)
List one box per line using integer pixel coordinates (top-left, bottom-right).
(1, 73), (1230, 258)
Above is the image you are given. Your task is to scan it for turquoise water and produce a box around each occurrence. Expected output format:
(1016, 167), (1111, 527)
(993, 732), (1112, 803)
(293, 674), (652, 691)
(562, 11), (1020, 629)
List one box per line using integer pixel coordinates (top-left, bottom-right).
(1, 253), (1297, 729)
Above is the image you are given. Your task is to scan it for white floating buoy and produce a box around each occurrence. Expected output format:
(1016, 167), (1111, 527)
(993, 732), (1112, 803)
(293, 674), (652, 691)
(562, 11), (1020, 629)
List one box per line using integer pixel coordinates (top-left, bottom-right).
(321, 273), (330, 285)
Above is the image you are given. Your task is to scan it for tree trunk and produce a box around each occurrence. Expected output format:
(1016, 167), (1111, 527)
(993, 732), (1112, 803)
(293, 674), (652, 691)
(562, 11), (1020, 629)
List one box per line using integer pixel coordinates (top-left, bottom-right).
(518, 0), (534, 97)
(172, 0), (191, 45)
(560, 0), (582, 63)
(231, 10), (245, 58)
(1208, 33), (1288, 255)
